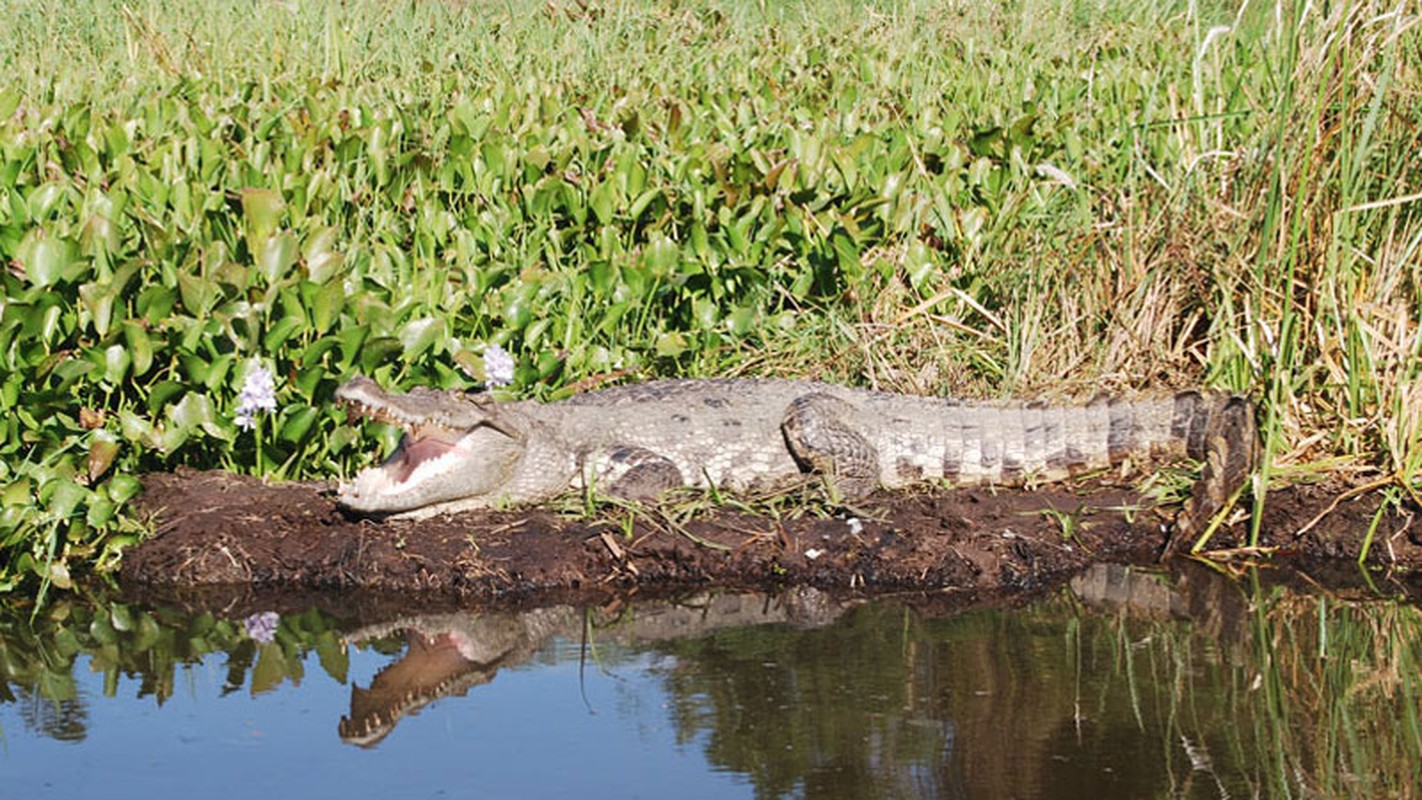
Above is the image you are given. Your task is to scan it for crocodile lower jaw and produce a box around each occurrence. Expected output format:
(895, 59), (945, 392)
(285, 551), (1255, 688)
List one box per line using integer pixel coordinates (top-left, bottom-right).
(338, 435), (474, 513)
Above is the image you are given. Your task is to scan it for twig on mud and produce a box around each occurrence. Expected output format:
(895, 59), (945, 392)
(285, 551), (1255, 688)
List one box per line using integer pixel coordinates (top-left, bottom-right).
(1188, 545), (1279, 564)
(598, 530), (627, 562)
(478, 519), (531, 537)
(1292, 477), (1394, 539)
(596, 530), (640, 578)
(640, 507), (736, 551)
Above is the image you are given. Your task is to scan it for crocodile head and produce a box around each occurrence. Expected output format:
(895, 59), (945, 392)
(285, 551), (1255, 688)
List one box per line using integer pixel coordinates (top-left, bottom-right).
(335, 376), (525, 514)
(339, 628), (489, 747)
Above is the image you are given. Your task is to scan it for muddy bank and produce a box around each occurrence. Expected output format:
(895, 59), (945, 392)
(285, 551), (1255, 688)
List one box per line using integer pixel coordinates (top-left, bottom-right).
(119, 468), (1419, 607)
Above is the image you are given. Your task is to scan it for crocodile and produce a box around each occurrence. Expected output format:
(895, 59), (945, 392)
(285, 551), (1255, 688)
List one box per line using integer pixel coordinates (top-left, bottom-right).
(339, 607), (574, 747)
(338, 590), (845, 746)
(335, 376), (1257, 540)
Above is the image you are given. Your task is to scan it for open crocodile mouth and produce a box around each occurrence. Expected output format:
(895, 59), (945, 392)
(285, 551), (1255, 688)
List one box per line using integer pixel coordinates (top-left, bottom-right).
(383, 432), (462, 483)
(339, 629), (481, 748)
(338, 396), (469, 496)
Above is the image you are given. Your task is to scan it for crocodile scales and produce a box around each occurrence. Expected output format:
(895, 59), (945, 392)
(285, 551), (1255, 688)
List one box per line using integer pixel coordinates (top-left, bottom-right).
(334, 377), (1257, 538)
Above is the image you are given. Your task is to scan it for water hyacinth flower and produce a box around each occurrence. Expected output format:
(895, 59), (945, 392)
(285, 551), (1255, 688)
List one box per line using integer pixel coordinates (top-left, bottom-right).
(483, 344), (515, 388)
(243, 611), (280, 644)
(235, 363), (278, 430)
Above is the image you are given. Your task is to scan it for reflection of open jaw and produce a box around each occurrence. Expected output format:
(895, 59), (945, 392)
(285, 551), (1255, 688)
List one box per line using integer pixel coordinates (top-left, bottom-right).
(338, 629), (486, 748)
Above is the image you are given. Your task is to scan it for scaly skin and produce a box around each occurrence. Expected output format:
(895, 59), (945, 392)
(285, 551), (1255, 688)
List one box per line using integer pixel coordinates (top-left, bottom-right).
(334, 377), (1257, 535)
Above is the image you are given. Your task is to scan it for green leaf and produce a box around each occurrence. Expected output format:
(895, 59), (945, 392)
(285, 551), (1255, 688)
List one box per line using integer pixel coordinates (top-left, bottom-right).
(103, 344), (131, 386)
(644, 234), (679, 276)
(0, 86), (19, 119)
(258, 232), (299, 284)
(89, 614), (117, 645)
(315, 632), (349, 684)
(655, 331), (688, 358)
(904, 241), (935, 290)
(200, 353), (235, 392)
(168, 391), (216, 431)
(109, 604), (136, 633)
(692, 297), (720, 331)
(177, 271), (216, 316)
(86, 497), (117, 527)
(398, 317), (441, 359)
(303, 227), (344, 283)
(26, 183), (67, 220)
(0, 375), (18, 410)
(2, 478), (32, 507)
(590, 180), (616, 225)
(279, 407), (318, 443)
(122, 321), (154, 377)
(18, 230), (76, 287)
(308, 280), (345, 334)
(241, 188), (285, 247)
(78, 282), (116, 337)
(147, 380), (186, 414)
(359, 338), (403, 373)
(107, 474), (142, 503)
(137, 284), (177, 323)
(628, 188), (660, 223)
(47, 479), (89, 520)
(727, 306), (758, 337)
(250, 645), (286, 695)
(46, 562), (73, 591)
(118, 410), (160, 449)
(262, 315), (305, 351)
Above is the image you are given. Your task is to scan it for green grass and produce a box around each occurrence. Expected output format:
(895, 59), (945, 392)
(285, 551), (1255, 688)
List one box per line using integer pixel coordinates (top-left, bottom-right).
(0, 0), (1419, 590)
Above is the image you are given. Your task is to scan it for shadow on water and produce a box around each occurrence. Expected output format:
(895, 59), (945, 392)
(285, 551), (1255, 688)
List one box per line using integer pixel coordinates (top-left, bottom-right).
(3, 562), (1422, 798)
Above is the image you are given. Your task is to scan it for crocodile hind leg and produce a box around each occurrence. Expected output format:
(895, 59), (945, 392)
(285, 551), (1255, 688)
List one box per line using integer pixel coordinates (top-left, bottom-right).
(781, 393), (880, 499)
(586, 445), (686, 502)
(1165, 396), (1259, 555)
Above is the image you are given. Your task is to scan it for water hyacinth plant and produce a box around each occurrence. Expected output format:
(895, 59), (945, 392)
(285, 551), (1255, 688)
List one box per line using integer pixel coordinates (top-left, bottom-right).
(482, 345), (516, 389)
(0, 0), (1416, 590)
(234, 362), (279, 472)
(235, 365), (278, 432)
(242, 611), (282, 645)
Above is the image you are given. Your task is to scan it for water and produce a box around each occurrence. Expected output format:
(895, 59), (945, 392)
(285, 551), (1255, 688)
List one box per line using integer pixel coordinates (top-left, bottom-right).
(3, 564), (1421, 799)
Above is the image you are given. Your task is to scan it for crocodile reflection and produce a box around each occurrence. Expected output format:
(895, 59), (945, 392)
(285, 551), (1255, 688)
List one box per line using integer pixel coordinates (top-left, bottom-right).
(337, 565), (1243, 750)
(339, 588), (848, 746)
(10, 563), (1420, 798)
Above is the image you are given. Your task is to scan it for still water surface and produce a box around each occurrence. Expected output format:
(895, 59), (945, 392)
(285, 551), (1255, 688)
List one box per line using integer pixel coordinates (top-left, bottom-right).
(3, 563), (1420, 799)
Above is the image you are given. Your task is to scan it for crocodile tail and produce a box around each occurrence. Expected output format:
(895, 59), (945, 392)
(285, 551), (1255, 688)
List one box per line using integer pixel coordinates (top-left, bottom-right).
(1096, 392), (1259, 550)
(941, 393), (1258, 541)
(942, 392), (1247, 484)
(1165, 394), (1260, 554)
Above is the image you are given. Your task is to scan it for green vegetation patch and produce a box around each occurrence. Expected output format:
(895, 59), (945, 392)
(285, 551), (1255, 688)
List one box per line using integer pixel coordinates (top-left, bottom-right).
(1, 0), (1419, 591)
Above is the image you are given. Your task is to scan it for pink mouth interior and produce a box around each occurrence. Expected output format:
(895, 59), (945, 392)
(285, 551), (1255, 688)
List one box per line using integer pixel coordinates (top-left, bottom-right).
(386, 435), (458, 484)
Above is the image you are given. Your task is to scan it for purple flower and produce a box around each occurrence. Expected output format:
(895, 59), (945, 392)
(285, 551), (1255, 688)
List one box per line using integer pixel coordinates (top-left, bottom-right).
(243, 611), (280, 644)
(483, 344), (515, 387)
(235, 364), (277, 430)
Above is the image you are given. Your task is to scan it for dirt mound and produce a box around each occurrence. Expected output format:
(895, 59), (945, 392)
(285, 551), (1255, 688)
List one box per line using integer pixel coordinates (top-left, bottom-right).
(119, 468), (1419, 604)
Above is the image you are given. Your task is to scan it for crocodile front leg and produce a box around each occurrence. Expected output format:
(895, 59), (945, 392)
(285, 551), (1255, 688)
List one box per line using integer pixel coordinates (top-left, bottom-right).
(780, 393), (880, 498)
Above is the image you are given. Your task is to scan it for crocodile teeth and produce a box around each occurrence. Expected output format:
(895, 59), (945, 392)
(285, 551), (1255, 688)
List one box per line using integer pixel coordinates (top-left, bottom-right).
(339, 398), (414, 430)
